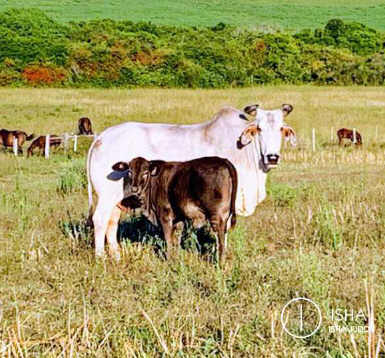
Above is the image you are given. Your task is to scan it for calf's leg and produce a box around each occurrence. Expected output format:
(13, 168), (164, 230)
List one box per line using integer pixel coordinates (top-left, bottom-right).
(160, 218), (177, 259)
(209, 215), (227, 266)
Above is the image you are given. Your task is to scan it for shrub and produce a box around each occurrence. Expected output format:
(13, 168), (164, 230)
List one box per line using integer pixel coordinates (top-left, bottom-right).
(1, 9), (385, 87)
(22, 65), (68, 85)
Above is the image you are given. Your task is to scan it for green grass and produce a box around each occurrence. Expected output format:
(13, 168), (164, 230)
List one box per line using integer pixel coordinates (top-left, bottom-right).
(1, 86), (385, 355)
(1, 0), (385, 30)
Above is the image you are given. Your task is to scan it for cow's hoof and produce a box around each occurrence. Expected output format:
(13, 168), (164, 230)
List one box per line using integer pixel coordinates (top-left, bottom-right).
(111, 250), (121, 261)
(95, 251), (106, 260)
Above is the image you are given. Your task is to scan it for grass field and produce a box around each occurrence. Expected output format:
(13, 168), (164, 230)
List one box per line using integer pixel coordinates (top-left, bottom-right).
(1, 86), (385, 356)
(1, 0), (385, 30)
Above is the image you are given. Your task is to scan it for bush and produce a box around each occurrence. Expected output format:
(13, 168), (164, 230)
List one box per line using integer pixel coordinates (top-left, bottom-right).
(1, 9), (385, 87)
(22, 64), (68, 85)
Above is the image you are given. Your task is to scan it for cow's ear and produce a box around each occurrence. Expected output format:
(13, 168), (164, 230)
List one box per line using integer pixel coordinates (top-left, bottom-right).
(244, 124), (260, 137)
(112, 162), (129, 172)
(282, 104), (293, 116)
(149, 160), (163, 176)
(244, 104), (259, 117)
(238, 124), (260, 148)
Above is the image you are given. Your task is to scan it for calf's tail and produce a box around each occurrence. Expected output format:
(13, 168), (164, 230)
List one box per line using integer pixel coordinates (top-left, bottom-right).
(225, 159), (238, 229)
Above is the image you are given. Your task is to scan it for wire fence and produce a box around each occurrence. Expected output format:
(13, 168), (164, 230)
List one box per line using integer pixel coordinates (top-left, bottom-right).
(11, 133), (96, 158)
(8, 126), (383, 158)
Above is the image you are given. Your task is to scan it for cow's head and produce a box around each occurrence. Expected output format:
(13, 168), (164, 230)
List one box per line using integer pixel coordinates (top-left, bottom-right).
(241, 103), (294, 171)
(111, 157), (154, 201)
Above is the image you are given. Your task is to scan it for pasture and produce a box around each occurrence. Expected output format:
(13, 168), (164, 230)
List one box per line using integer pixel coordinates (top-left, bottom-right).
(0, 0), (385, 30)
(1, 86), (385, 356)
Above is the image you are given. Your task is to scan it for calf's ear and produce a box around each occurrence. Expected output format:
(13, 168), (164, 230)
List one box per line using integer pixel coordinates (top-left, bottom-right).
(112, 162), (129, 172)
(282, 104), (293, 116)
(149, 160), (163, 176)
(244, 104), (259, 117)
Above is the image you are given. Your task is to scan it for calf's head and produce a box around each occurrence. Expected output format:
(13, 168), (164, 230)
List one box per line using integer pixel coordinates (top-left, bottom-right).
(112, 157), (154, 201)
(241, 103), (294, 170)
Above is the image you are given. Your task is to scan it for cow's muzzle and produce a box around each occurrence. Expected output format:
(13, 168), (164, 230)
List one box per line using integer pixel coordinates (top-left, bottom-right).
(264, 154), (280, 168)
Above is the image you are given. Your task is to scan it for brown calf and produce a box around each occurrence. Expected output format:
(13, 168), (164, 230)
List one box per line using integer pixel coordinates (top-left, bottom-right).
(78, 117), (93, 135)
(0, 129), (34, 154)
(337, 128), (362, 146)
(27, 135), (62, 157)
(112, 156), (238, 264)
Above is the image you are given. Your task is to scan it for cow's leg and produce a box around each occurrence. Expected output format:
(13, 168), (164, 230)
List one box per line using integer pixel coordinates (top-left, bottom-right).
(92, 198), (117, 258)
(105, 206), (121, 260)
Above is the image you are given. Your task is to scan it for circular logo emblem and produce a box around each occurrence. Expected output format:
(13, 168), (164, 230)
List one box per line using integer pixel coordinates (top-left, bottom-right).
(280, 297), (322, 339)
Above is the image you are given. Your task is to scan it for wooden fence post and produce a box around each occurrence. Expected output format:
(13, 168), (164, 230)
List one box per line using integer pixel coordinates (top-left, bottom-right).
(13, 137), (18, 156)
(330, 127), (334, 142)
(312, 128), (316, 152)
(45, 134), (50, 159)
(353, 128), (357, 144)
(73, 135), (78, 152)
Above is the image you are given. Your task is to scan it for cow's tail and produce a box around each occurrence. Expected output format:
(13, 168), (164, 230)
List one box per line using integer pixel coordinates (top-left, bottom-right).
(86, 137), (98, 226)
(26, 133), (35, 141)
(225, 159), (238, 229)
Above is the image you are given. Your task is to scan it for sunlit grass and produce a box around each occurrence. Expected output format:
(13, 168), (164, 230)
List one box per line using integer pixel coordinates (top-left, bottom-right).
(0, 86), (385, 356)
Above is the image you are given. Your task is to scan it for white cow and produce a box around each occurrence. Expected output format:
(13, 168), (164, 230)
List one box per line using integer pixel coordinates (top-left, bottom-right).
(87, 103), (293, 258)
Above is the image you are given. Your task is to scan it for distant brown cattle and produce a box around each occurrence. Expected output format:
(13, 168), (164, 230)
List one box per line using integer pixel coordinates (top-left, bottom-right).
(78, 117), (93, 135)
(111, 156), (237, 264)
(27, 135), (62, 157)
(0, 129), (34, 154)
(337, 128), (362, 146)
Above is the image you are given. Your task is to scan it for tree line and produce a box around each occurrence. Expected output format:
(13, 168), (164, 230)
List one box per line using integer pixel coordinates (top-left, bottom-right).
(0, 9), (384, 87)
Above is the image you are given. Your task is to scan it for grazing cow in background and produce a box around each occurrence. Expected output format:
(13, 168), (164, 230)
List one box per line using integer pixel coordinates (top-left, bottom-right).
(78, 117), (93, 135)
(281, 126), (297, 147)
(0, 129), (34, 154)
(111, 156), (237, 264)
(87, 103), (294, 259)
(337, 128), (362, 146)
(27, 135), (62, 157)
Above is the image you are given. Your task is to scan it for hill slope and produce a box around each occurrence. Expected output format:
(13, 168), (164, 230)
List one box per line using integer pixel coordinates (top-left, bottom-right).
(1, 0), (385, 30)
